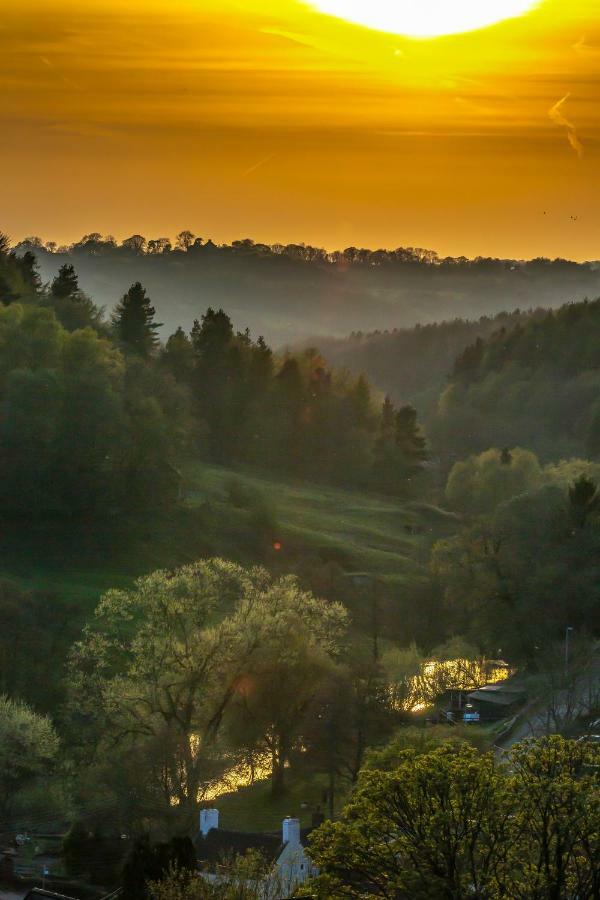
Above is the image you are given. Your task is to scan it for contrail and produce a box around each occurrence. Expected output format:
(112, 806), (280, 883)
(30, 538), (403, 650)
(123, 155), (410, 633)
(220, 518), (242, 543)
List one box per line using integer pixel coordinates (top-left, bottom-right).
(549, 93), (583, 158)
(242, 154), (276, 178)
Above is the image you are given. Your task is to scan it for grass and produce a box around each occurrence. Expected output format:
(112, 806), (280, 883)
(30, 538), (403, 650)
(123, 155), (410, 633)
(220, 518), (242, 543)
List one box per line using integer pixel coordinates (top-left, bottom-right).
(0, 461), (458, 657)
(0, 462), (456, 608)
(213, 769), (350, 833)
(182, 461), (457, 588)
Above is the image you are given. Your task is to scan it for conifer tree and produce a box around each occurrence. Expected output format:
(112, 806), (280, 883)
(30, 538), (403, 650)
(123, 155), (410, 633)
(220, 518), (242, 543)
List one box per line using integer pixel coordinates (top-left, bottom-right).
(350, 374), (372, 428)
(112, 281), (160, 356)
(395, 405), (427, 476)
(51, 263), (80, 300)
(162, 326), (194, 382)
(374, 398), (426, 493)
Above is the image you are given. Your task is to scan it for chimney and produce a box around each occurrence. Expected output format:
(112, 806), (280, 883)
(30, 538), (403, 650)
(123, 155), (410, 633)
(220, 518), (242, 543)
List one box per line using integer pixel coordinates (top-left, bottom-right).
(282, 817), (301, 847)
(199, 808), (219, 836)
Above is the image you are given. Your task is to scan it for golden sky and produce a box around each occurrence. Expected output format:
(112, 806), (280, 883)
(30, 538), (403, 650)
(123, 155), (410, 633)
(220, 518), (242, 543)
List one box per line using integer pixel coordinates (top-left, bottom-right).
(2, 0), (599, 258)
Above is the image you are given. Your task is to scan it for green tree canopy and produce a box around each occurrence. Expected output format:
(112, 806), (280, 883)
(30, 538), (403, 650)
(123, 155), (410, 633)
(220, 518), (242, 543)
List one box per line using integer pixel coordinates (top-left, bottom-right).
(70, 559), (347, 822)
(446, 446), (544, 515)
(0, 695), (59, 822)
(112, 281), (161, 356)
(305, 737), (600, 899)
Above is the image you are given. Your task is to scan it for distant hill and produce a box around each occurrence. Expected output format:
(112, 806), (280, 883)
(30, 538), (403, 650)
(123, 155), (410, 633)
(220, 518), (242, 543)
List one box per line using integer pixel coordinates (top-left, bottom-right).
(19, 235), (600, 345)
(431, 298), (600, 462)
(308, 309), (540, 417)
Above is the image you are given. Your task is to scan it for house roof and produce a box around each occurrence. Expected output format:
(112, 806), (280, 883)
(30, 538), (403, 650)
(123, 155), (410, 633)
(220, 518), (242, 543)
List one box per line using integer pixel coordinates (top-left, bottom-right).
(196, 829), (284, 866)
(468, 688), (526, 706)
(23, 890), (79, 900)
(474, 682), (525, 695)
(196, 827), (313, 868)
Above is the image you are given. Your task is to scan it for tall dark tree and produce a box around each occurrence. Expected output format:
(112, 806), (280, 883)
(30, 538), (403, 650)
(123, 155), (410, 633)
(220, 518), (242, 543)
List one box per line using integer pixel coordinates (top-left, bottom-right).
(16, 250), (41, 292)
(51, 263), (80, 300)
(395, 405), (427, 476)
(162, 326), (195, 382)
(112, 282), (161, 356)
(350, 374), (372, 429)
(568, 475), (599, 529)
(374, 399), (426, 493)
(45, 263), (102, 331)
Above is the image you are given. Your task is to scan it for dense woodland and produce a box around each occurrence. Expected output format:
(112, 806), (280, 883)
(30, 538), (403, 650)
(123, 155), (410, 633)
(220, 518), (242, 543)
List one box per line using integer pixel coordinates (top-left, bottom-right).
(433, 299), (600, 461)
(0, 231), (599, 898)
(310, 309), (540, 420)
(0, 234), (427, 517)
(17, 231), (600, 344)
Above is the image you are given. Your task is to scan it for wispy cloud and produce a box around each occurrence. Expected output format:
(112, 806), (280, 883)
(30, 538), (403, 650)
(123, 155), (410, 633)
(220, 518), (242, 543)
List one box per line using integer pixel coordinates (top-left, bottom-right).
(242, 153), (276, 177)
(549, 93), (583, 157)
(573, 35), (600, 59)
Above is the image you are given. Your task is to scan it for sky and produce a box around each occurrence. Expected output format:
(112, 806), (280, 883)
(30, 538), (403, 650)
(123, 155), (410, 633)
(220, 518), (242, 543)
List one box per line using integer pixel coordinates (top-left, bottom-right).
(2, 0), (599, 259)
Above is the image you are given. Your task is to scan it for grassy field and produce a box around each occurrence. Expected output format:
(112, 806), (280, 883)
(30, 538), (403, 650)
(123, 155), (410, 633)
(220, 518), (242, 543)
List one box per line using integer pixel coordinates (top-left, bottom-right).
(183, 461), (457, 588)
(0, 460), (457, 636)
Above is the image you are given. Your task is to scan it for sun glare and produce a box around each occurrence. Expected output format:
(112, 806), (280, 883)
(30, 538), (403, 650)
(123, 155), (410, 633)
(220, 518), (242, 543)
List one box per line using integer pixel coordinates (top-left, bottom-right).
(307, 0), (540, 37)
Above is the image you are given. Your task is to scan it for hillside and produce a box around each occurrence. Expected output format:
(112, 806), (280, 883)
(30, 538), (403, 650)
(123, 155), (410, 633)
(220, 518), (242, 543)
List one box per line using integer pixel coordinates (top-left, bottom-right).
(24, 237), (600, 345)
(2, 462), (455, 605)
(309, 309), (539, 416)
(0, 461), (457, 718)
(431, 298), (600, 462)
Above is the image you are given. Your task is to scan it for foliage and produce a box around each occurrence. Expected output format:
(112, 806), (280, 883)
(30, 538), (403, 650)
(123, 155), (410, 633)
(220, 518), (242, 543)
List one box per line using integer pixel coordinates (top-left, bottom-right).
(364, 725), (490, 771)
(0, 303), (188, 517)
(0, 579), (73, 711)
(446, 446), (544, 515)
(304, 737), (600, 899)
(314, 309), (537, 422)
(163, 307), (426, 492)
(434, 298), (600, 461)
(70, 559), (347, 819)
(43, 263), (103, 331)
(0, 694), (59, 821)
(430, 477), (600, 661)
(26, 234), (600, 346)
(112, 281), (161, 356)
(124, 837), (197, 900)
(149, 853), (285, 900)
(373, 399), (427, 494)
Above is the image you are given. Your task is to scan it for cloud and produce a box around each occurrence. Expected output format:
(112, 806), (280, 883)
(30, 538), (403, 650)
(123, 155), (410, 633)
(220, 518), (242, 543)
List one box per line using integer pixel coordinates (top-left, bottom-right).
(573, 35), (600, 59)
(548, 93), (583, 157)
(241, 153), (276, 177)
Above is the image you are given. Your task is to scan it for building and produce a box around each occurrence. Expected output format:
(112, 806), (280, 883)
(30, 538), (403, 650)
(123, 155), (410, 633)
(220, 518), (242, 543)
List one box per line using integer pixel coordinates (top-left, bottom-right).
(196, 809), (317, 896)
(466, 682), (527, 721)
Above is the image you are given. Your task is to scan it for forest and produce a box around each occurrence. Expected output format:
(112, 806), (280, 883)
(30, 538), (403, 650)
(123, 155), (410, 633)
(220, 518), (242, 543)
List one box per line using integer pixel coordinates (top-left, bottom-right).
(16, 232), (600, 344)
(0, 232), (598, 899)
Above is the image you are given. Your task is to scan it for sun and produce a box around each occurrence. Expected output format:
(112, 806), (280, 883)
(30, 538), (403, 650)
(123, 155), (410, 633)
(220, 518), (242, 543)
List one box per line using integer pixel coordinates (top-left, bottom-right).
(307, 0), (540, 38)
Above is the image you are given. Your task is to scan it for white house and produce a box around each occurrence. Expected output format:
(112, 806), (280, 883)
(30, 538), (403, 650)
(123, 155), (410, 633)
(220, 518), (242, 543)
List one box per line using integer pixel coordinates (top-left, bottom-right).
(197, 808), (318, 897)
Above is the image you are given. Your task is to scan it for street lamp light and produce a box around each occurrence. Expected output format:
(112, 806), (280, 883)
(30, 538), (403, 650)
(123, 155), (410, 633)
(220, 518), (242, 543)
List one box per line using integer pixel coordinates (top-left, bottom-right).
(564, 626), (574, 678)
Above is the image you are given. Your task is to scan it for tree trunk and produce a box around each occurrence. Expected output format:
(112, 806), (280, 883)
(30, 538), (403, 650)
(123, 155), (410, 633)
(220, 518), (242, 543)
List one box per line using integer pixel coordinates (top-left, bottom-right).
(271, 734), (288, 797)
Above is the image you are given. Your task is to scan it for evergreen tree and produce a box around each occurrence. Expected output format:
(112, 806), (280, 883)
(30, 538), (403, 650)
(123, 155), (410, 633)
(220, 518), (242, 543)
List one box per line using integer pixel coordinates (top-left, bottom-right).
(45, 263), (102, 331)
(51, 263), (79, 300)
(191, 309), (237, 461)
(374, 399), (426, 493)
(162, 326), (195, 382)
(0, 274), (17, 306)
(350, 374), (372, 428)
(190, 307), (233, 357)
(112, 282), (160, 356)
(373, 396), (396, 482)
(16, 250), (41, 292)
(395, 405), (427, 476)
